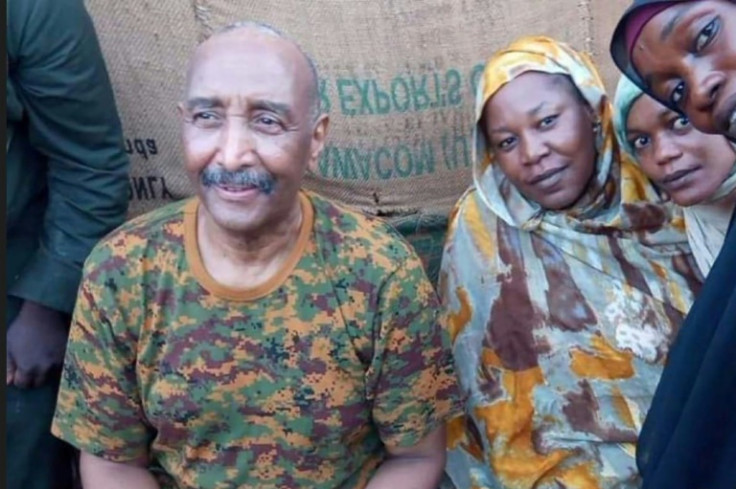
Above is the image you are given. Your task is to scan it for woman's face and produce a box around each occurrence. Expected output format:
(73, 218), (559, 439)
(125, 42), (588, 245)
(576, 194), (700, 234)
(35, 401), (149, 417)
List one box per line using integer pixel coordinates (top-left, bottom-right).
(482, 71), (597, 210)
(626, 93), (735, 206)
(631, 0), (736, 140)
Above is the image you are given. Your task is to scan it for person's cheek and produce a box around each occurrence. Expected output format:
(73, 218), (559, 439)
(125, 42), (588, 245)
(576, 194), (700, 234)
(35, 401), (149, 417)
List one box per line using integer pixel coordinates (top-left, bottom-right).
(684, 105), (715, 134)
(186, 131), (219, 174)
(642, 157), (661, 183)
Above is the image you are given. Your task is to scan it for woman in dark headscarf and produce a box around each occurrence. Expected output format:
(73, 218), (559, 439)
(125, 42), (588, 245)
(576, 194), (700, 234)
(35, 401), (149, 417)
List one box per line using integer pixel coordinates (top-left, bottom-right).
(610, 2), (736, 488)
(611, 0), (736, 141)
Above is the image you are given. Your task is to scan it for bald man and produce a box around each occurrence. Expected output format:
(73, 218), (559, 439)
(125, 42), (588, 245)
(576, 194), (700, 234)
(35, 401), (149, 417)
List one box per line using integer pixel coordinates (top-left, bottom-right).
(50, 23), (461, 489)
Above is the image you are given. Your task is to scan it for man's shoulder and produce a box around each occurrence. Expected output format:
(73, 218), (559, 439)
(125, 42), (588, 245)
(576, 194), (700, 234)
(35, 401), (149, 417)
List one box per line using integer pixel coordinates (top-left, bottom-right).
(84, 199), (191, 273)
(307, 191), (418, 269)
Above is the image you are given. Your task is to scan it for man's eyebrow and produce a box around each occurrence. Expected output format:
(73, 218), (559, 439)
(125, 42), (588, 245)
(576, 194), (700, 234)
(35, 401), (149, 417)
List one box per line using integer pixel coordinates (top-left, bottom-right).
(184, 97), (295, 119)
(251, 100), (293, 119)
(185, 97), (223, 111)
(660, 4), (696, 42)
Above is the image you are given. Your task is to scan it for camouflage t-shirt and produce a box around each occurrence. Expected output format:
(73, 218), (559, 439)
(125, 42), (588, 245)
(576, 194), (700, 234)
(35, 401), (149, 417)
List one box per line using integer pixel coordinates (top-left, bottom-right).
(52, 191), (461, 489)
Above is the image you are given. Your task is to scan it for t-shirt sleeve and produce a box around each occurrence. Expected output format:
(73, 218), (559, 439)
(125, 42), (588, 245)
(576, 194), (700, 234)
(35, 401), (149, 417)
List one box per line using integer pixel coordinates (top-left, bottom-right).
(51, 242), (150, 463)
(368, 254), (464, 448)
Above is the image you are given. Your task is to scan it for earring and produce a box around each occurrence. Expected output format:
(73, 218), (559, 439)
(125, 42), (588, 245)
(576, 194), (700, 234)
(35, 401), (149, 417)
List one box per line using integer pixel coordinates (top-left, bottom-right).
(592, 120), (603, 150)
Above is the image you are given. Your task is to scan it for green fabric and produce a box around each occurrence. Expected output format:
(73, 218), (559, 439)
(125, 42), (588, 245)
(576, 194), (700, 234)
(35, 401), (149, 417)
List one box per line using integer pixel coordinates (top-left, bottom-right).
(52, 192), (461, 489)
(613, 74), (645, 159)
(392, 214), (448, 286)
(6, 384), (74, 489)
(6, 0), (130, 316)
(6, 1), (129, 488)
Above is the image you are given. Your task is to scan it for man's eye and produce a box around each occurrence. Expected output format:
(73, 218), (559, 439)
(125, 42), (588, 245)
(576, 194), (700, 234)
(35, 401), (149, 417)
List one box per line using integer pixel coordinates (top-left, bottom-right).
(191, 111), (221, 127)
(193, 111), (218, 121)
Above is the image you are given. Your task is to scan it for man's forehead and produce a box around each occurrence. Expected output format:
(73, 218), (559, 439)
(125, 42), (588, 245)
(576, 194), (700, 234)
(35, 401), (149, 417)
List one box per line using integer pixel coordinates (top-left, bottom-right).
(194, 28), (301, 69)
(183, 26), (318, 116)
(186, 46), (296, 93)
(188, 34), (304, 86)
(192, 38), (287, 73)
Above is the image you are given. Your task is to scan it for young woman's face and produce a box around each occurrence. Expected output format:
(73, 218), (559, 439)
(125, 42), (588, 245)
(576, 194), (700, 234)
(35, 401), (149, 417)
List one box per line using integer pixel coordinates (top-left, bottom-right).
(631, 0), (736, 140)
(483, 72), (597, 210)
(626, 93), (735, 206)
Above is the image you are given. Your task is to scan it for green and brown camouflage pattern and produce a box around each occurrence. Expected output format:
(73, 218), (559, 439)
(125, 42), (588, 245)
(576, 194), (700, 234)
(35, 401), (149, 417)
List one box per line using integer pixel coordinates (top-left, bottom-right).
(52, 191), (461, 489)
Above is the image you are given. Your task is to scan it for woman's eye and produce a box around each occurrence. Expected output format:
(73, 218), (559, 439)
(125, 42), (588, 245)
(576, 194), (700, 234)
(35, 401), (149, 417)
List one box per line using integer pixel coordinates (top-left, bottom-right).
(498, 137), (515, 150)
(695, 18), (719, 52)
(632, 135), (650, 150)
(672, 116), (691, 131)
(670, 82), (686, 107)
(539, 115), (558, 128)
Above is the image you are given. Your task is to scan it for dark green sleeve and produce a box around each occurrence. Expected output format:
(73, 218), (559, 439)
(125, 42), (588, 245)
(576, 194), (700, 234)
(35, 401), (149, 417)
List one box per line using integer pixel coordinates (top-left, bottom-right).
(7, 0), (130, 313)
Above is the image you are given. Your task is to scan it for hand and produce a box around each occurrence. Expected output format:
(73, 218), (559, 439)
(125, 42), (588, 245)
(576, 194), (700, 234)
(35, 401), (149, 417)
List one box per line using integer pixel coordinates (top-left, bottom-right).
(6, 300), (70, 389)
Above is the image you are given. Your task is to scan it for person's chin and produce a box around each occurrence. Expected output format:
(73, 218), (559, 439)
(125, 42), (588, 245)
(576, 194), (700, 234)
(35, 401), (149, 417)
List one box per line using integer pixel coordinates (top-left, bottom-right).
(671, 187), (713, 208)
(537, 190), (579, 211)
(201, 195), (262, 228)
(210, 209), (265, 234)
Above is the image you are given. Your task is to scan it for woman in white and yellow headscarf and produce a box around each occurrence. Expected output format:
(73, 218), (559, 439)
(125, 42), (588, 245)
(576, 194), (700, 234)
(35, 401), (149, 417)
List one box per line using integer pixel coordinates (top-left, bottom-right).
(613, 75), (736, 278)
(439, 37), (702, 489)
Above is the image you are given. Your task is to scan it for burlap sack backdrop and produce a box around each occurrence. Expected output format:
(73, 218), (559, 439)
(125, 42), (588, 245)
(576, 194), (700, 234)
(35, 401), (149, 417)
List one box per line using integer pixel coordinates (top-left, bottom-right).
(85, 0), (630, 282)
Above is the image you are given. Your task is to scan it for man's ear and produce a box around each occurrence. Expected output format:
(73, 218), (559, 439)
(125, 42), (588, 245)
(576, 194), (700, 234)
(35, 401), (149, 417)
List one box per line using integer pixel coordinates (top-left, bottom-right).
(307, 114), (329, 174)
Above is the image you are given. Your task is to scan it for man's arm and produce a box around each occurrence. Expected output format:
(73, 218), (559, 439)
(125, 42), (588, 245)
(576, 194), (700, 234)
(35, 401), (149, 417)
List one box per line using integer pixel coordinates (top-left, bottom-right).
(6, 0), (129, 388)
(366, 426), (447, 489)
(366, 249), (463, 489)
(7, 0), (130, 313)
(80, 453), (160, 489)
(52, 244), (152, 480)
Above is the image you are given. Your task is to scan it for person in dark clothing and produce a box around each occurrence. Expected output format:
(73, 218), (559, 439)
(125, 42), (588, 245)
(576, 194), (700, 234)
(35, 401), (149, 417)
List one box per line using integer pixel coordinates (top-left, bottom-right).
(6, 0), (130, 487)
(610, 2), (736, 488)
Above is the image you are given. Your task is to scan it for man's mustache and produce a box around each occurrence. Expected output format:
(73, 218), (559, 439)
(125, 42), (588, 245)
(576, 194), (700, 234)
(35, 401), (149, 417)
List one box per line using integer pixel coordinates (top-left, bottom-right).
(200, 166), (275, 194)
